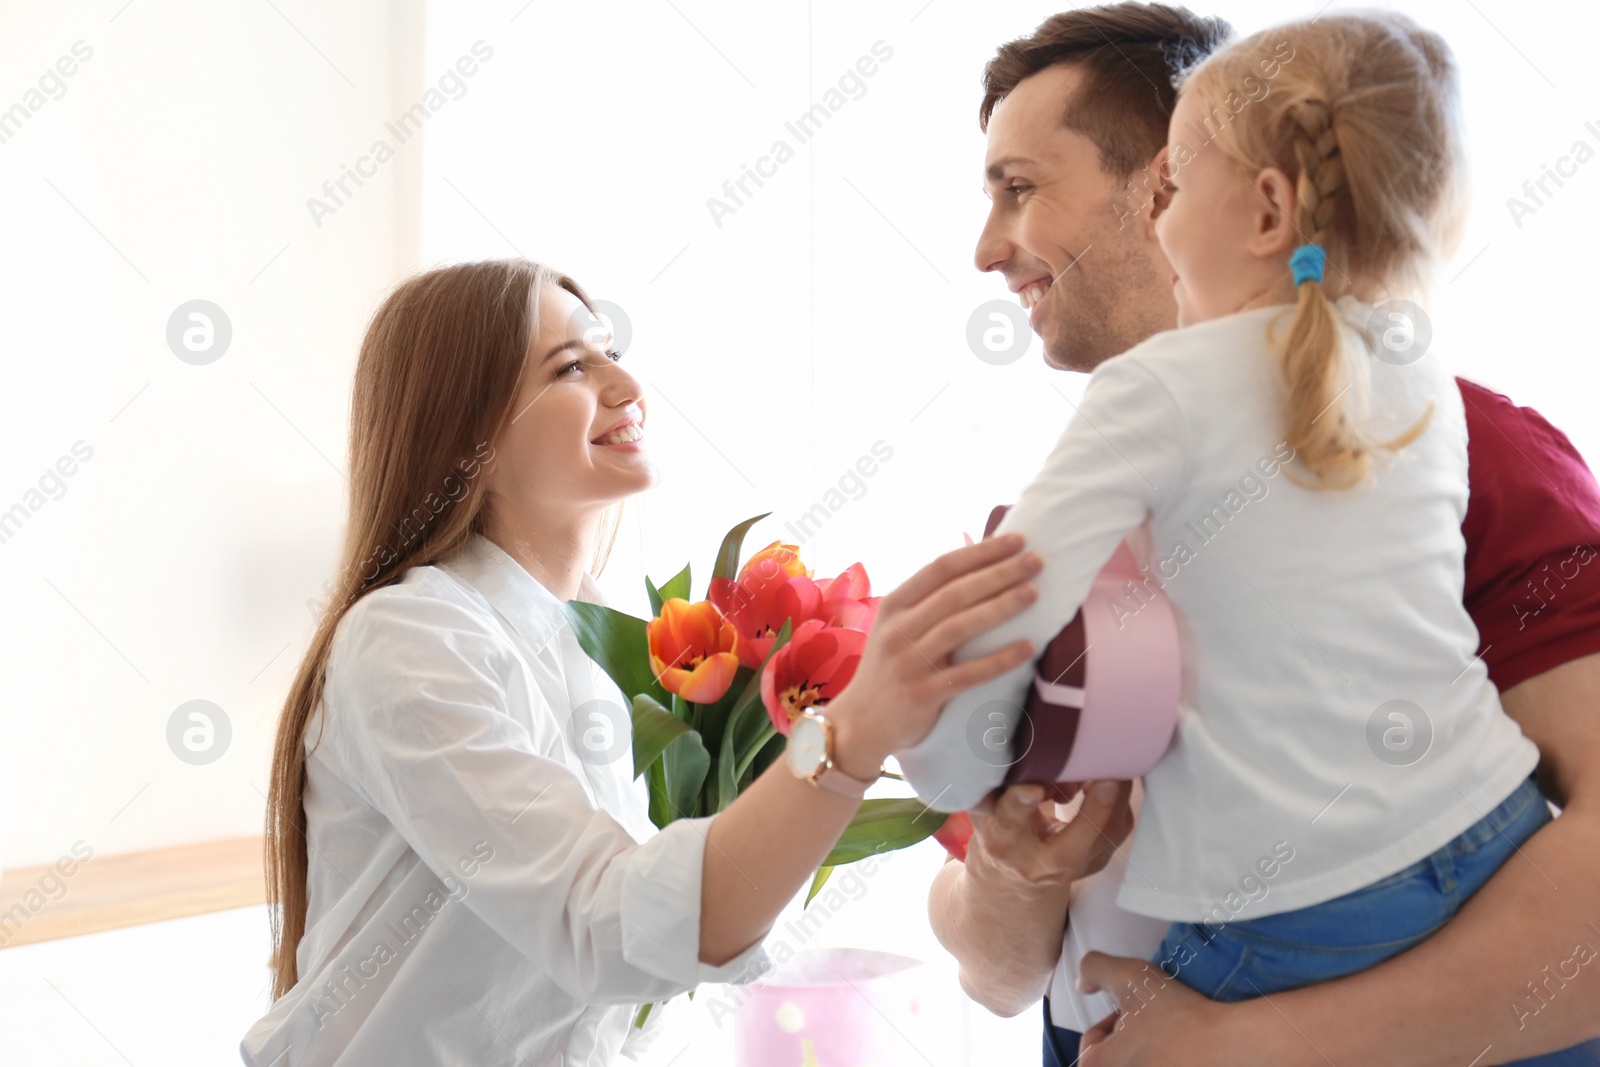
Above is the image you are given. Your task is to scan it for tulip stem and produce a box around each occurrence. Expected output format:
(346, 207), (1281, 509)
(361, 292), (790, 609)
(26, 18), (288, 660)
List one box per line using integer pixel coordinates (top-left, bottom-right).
(733, 722), (778, 781)
(879, 770), (903, 781)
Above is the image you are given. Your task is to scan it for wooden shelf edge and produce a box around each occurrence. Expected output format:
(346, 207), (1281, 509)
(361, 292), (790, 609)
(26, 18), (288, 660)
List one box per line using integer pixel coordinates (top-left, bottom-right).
(0, 835), (266, 950)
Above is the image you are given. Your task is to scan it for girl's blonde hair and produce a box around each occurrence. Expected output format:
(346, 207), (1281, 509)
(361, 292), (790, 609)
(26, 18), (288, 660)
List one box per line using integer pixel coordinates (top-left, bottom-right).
(264, 259), (621, 1000)
(1181, 11), (1468, 489)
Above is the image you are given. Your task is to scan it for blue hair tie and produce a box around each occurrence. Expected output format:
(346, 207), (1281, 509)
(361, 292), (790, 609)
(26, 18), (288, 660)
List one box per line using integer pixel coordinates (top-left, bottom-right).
(1289, 243), (1326, 286)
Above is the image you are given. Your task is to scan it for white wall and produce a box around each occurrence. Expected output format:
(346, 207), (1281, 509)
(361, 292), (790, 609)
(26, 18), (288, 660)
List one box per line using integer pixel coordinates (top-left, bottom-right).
(0, 0), (424, 867)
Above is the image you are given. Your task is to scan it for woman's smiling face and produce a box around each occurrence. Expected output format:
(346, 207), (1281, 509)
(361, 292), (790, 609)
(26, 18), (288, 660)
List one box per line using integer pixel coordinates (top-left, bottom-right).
(487, 285), (657, 518)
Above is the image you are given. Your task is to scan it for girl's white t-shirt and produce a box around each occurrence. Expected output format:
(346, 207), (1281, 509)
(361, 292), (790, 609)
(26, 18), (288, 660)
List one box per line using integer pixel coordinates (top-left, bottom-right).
(897, 297), (1540, 922)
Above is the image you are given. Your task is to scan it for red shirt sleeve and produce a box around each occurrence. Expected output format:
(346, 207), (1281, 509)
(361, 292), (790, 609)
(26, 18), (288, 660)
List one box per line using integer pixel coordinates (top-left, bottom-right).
(1458, 377), (1600, 690)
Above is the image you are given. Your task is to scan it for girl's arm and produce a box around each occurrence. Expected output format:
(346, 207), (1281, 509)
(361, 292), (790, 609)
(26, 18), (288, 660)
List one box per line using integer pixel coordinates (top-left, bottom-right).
(699, 532), (1044, 966)
(895, 352), (1187, 813)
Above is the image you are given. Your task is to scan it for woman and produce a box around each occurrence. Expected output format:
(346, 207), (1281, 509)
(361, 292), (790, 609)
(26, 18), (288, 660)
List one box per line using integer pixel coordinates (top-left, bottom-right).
(240, 259), (1042, 1065)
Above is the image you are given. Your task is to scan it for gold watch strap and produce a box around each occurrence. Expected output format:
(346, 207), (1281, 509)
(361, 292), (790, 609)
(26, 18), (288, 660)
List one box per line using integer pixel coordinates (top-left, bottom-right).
(814, 717), (880, 797)
(814, 761), (876, 798)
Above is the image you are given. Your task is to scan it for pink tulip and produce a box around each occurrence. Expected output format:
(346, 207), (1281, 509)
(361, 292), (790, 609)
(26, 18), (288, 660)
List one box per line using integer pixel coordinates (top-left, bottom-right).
(759, 619), (867, 735)
(713, 562), (879, 669)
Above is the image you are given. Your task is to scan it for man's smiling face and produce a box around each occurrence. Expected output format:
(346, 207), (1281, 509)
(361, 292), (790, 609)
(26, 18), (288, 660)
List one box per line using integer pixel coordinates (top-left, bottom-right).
(974, 63), (1178, 372)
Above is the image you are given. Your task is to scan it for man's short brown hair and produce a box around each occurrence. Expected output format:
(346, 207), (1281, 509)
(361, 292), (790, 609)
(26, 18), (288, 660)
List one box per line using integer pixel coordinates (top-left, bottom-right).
(979, 3), (1232, 178)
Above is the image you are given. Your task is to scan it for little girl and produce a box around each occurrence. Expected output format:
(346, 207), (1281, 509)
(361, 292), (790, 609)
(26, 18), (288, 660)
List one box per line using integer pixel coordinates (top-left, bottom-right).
(897, 11), (1552, 1002)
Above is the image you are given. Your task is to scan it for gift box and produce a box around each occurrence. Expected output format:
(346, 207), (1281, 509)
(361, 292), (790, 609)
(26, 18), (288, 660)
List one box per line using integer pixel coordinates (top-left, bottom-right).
(983, 505), (1181, 787)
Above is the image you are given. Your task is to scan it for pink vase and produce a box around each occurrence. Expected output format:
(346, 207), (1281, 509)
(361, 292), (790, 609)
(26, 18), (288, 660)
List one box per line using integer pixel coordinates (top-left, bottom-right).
(733, 948), (926, 1066)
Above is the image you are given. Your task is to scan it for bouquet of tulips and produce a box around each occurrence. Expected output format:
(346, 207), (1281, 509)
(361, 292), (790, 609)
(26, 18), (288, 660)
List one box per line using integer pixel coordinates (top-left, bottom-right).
(562, 514), (953, 874)
(563, 511), (947, 863)
(562, 515), (954, 1026)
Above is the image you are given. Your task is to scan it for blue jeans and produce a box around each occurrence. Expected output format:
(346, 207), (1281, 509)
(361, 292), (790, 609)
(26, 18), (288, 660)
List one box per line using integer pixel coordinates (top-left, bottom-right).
(1043, 773), (1600, 1065)
(1149, 773), (1551, 1001)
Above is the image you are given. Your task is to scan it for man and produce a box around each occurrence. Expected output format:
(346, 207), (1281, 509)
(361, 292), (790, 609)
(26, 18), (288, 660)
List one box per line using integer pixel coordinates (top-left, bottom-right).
(927, 4), (1600, 1064)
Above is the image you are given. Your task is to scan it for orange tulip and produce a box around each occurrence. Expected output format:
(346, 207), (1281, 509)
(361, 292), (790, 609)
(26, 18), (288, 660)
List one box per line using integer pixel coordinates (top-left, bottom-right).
(647, 598), (741, 704)
(738, 541), (811, 586)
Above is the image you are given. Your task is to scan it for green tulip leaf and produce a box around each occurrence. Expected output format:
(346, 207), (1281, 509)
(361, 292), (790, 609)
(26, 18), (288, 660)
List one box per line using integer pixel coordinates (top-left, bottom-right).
(821, 798), (948, 867)
(646, 759), (671, 829)
(645, 565), (693, 618)
(645, 728), (710, 827)
(804, 865), (834, 907)
(716, 619), (792, 811)
(660, 562), (692, 603)
(745, 730), (785, 785)
(711, 513), (773, 583)
(661, 728), (710, 823)
(563, 601), (667, 707)
(631, 693), (690, 780)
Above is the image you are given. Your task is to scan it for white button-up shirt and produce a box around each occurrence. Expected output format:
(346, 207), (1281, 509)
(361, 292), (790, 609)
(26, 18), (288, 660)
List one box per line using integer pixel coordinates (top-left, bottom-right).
(240, 534), (771, 1066)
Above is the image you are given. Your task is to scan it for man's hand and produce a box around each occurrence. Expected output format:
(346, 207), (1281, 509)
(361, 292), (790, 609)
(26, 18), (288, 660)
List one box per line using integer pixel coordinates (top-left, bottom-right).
(1076, 952), (1238, 1067)
(927, 778), (1135, 1018)
(966, 779), (1135, 894)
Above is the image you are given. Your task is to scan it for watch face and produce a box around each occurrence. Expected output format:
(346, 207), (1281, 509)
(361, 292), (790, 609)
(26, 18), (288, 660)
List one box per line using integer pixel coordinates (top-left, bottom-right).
(787, 715), (827, 777)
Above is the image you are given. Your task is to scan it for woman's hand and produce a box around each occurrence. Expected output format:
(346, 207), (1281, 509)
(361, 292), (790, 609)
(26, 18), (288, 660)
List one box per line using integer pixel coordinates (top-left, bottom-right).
(829, 532), (1042, 778)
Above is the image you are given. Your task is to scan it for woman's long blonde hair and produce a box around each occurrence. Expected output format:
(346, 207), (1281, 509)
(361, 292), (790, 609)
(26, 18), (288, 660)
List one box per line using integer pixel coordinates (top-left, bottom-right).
(264, 259), (621, 999)
(1182, 12), (1468, 489)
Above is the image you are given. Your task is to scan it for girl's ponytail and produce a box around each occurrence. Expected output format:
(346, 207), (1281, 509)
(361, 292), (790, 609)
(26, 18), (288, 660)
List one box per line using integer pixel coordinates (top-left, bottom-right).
(1280, 100), (1359, 488)
(1182, 13), (1459, 490)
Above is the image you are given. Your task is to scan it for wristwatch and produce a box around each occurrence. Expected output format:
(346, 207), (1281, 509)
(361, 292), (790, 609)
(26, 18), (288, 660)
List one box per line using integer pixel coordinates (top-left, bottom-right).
(786, 710), (881, 798)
